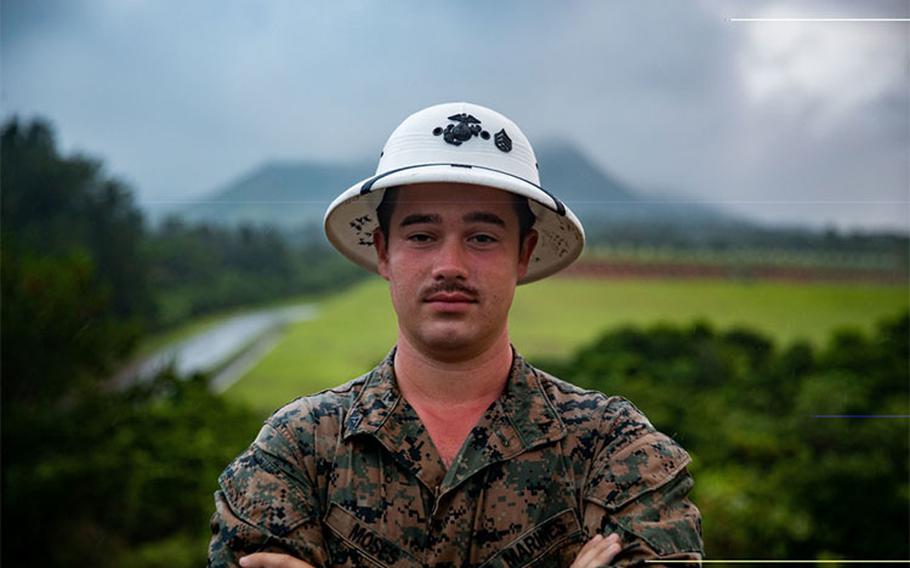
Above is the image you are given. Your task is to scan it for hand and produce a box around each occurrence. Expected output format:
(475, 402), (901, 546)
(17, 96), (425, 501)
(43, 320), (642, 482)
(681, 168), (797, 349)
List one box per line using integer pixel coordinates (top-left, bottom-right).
(570, 533), (622, 567)
(238, 552), (315, 568)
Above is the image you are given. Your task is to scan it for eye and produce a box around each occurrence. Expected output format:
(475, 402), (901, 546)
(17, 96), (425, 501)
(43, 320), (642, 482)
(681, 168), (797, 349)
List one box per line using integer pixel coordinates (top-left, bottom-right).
(469, 234), (498, 245)
(406, 233), (434, 243)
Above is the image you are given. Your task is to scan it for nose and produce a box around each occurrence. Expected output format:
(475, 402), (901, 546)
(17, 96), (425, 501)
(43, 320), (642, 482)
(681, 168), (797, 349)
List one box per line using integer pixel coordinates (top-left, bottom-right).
(431, 237), (469, 281)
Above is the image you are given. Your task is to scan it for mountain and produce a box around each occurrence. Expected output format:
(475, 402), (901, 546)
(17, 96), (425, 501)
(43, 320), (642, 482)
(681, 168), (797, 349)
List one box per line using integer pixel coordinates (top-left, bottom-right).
(166, 141), (741, 234)
(535, 140), (731, 227)
(174, 160), (374, 228)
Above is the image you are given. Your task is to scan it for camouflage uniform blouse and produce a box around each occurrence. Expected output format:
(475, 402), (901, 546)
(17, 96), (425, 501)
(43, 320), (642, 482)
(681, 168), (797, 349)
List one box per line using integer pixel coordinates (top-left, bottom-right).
(209, 349), (703, 567)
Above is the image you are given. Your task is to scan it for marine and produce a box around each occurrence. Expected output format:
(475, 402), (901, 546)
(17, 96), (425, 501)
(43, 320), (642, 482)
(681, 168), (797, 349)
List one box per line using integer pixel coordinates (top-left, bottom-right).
(209, 102), (704, 567)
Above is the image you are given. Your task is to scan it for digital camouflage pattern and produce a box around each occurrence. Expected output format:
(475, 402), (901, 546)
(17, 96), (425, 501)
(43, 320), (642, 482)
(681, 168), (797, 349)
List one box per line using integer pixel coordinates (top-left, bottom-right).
(209, 349), (703, 567)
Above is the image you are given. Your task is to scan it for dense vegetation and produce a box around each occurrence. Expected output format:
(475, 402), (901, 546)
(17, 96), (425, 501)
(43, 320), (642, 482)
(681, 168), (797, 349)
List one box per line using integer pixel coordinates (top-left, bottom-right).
(2, 369), (261, 566)
(147, 217), (363, 328)
(588, 219), (910, 263)
(0, 118), (359, 566)
(538, 315), (910, 560)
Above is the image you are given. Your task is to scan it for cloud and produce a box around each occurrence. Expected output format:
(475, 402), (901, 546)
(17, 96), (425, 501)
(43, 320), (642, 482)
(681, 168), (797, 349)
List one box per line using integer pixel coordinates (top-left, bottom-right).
(737, 3), (909, 135)
(2, 0), (907, 230)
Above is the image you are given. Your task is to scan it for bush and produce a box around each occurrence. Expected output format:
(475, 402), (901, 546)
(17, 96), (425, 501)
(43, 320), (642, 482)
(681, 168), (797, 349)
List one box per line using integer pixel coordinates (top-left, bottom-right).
(541, 312), (909, 560)
(2, 369), (262, 567)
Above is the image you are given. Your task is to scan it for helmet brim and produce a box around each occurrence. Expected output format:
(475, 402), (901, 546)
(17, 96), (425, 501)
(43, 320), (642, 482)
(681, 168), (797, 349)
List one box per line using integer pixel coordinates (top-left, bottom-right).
(323, 163), (585, 284)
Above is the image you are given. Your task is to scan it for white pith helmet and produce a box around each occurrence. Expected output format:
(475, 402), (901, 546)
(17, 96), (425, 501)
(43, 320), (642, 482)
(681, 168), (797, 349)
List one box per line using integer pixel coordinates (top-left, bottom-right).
(323, 102), (585, 284)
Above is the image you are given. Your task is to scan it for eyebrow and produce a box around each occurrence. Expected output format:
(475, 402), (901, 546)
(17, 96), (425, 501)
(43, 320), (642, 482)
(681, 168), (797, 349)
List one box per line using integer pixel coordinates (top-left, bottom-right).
(399, 213), (441, 227)
(398, 211), (507, 228)
(463, 211), (506, 227)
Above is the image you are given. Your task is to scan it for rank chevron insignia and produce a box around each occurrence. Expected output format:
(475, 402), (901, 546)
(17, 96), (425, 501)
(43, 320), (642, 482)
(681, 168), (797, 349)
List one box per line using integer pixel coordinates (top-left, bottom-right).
(494, 129), (512, 153)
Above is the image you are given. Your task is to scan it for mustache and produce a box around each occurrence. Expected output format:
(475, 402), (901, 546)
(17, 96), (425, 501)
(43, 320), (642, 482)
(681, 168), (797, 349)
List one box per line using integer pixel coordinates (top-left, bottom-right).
(420, 281), (479, 301)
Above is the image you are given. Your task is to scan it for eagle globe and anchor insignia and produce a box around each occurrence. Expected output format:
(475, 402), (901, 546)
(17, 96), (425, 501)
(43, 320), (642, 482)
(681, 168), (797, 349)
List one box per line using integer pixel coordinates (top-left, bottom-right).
(432, 113), (512, 153)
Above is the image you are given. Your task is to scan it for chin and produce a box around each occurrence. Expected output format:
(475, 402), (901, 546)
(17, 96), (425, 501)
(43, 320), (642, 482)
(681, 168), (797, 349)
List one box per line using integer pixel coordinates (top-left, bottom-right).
(416, 326), (481, 354)
(422, 332), (473, 351)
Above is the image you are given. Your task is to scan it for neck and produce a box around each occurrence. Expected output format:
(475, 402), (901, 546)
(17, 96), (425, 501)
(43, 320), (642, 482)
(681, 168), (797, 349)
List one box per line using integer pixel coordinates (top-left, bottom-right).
(393, 332), (514, 409)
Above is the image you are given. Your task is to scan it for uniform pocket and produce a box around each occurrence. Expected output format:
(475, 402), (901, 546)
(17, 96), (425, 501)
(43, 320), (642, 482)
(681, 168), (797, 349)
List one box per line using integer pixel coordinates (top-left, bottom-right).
(584, 431), (698, 556)
(585, 431), (691, 513)
(218, 446), (317, 538)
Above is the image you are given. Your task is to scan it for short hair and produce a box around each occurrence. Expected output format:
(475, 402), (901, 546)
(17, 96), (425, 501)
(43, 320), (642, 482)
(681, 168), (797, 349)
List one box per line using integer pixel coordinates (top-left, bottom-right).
(375, 186), (536, 247)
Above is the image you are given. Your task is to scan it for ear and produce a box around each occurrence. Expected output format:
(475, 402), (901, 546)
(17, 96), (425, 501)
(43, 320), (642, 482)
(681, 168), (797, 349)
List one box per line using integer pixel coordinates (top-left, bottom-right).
(373, 229), (391, 281)
(517, 229), (539, 281)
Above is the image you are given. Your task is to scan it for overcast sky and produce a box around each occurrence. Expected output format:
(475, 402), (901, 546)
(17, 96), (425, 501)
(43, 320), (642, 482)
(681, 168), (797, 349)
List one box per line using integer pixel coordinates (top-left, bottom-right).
(3, 0), (908, 231)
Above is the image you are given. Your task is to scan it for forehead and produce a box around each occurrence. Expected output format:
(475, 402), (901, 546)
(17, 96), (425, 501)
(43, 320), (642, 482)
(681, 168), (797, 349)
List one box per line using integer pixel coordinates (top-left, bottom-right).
(391, 182), (518, 216)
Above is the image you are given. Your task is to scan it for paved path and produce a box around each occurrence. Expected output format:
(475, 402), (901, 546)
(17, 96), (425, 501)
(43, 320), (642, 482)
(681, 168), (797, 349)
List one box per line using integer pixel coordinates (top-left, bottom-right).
(117, 304), (316, 388)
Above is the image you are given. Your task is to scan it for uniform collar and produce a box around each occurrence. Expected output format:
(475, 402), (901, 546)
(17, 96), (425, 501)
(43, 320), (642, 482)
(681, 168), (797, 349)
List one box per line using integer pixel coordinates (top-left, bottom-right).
(342, 346), (567, 492)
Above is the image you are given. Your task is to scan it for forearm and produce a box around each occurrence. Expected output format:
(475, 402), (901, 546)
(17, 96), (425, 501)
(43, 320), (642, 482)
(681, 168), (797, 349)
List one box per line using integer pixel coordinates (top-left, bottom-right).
(582, 470), (703, 567)
(607, 538), (702, 567)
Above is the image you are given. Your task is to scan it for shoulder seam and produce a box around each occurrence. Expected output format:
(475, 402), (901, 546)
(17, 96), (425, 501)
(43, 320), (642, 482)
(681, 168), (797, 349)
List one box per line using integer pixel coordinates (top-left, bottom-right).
(530, 367), (568, 433)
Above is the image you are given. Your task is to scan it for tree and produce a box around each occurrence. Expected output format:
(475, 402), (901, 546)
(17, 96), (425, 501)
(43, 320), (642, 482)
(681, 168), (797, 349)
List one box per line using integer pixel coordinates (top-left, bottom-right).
(545, 314), (909, 559)
(1, 118), (260, 567)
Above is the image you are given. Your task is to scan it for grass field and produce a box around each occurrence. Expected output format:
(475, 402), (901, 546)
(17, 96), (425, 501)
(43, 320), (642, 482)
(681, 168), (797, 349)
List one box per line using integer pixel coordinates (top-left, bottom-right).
(224, 276), (909, 414)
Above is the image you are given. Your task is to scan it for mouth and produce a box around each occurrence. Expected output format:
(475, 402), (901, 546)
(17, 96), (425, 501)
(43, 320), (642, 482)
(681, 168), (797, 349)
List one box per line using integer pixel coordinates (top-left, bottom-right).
(425, 292), (476, 303)
(423, 290), (478, 312)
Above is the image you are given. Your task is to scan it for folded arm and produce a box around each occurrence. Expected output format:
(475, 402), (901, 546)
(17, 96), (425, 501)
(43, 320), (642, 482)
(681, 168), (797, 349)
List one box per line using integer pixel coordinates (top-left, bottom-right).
(582, 402), (704, 567)
(209, 422), (328, 568)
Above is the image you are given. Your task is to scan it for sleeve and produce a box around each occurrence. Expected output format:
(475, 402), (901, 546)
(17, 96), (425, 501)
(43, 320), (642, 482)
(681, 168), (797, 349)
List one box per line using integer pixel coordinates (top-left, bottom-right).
(208, 420), (329, 568)
(581, 401), (704, 567)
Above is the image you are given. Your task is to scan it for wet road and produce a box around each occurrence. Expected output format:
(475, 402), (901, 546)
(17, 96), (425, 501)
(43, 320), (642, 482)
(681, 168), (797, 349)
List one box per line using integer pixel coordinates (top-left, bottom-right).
(118, 304), (316, 388)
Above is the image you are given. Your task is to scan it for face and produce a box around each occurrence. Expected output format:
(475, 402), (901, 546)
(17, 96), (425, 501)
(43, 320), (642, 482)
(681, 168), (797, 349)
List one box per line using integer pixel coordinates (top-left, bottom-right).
(374, 182), (538, 359)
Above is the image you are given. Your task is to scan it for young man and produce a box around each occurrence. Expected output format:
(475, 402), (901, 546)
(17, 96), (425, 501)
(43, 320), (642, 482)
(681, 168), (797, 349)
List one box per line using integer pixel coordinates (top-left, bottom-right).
(209, 103), (703, 567)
